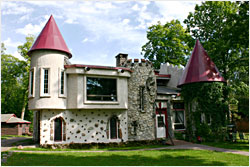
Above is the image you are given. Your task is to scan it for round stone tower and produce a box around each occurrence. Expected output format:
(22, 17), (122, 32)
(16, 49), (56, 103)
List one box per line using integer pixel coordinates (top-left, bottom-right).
(28, 15), (72, 110)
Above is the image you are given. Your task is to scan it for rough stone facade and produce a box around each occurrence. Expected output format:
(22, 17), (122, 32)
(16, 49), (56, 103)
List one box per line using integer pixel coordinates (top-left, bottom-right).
(39, 109), (128, 145)
(122, 59), (157, 141)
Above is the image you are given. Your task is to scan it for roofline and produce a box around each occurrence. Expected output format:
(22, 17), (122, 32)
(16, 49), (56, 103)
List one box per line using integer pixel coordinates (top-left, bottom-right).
(6, 122), (31, 124)
(28, 48), (72, 58)
(64, 64), (133, 72)
(6, 114), (16, 122)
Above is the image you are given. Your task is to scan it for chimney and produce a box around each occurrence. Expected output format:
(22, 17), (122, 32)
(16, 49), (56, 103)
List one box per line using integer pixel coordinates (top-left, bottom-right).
(115, 53), (128, 67)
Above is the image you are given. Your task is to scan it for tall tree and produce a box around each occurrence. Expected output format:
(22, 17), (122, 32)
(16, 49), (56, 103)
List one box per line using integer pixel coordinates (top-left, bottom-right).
(1, 44), (27, 118)
(141, 20), (192, 68)
(184, 1), (249, 121)
(1, 35), (35, 121)
(17, 35), (35, 120)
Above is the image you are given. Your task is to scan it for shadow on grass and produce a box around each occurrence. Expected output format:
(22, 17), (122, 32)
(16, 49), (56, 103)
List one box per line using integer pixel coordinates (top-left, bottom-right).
(202, 141), (249, 152)
(3, 149), (249, 166)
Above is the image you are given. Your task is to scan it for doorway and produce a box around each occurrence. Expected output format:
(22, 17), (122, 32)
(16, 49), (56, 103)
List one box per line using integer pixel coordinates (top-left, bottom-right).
(156, 108), (168, 138)
(54, 118), (62, 141)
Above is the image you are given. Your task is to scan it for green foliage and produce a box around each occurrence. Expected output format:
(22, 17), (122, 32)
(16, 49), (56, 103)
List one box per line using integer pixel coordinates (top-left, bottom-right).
(142, 20), (192, 68)
(1, 44), (27, 118)
(184, 1), (249, 120)
(1, 35), (35, 121)
(181, 82), (227, 142)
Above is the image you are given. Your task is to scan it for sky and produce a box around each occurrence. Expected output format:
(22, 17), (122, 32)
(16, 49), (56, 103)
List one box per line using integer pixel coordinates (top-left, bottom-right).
(2, 0), (201, 66)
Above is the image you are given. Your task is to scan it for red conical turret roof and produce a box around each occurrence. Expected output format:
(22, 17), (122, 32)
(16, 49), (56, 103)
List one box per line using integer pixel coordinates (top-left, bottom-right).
(178, 40), (225, 87)
(28, 15), (72, 58)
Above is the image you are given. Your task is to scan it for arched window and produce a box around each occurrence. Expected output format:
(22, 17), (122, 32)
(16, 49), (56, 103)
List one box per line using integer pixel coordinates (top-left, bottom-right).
(110, 117), (118, 139)
(54, 118), (62, 141)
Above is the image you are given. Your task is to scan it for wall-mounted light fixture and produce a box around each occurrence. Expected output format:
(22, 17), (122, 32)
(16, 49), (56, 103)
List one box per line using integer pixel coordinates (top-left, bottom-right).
(84, 67), (90, 71)
(117, 69), (124, 73)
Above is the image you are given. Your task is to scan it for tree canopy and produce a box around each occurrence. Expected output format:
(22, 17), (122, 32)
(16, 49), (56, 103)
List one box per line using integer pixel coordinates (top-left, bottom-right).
(184, 1), (249, 119)
(1, 35), (35, 121)
(141, 20), (192, 69)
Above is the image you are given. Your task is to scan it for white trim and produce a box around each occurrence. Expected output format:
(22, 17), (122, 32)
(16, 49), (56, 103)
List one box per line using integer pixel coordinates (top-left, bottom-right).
(58, 68), (67, 98)
(28, 67), (36, 98)
(40, 67), (51, 97)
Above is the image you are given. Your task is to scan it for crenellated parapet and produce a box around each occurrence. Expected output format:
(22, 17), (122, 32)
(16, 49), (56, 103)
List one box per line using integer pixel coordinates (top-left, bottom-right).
(159, 63), (184, 88)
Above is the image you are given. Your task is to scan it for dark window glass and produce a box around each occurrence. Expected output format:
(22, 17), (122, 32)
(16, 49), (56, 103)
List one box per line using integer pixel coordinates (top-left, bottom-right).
(110, 117), (117, 139)
(173, 102), (184, 109)
(54, 118), (62, 141)
(139, 86), (145, 111)
(30, 70), (34, 95)
(44, 69), (49, 94)
(157, 116), (165, 127)
(61, 71), (64, 94)
(87, 77), (117, 101)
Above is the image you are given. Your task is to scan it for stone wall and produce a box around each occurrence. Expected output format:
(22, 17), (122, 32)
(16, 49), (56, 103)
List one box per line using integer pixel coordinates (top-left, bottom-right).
(39, 109), (128, 145)
(124, 59), (157, 141)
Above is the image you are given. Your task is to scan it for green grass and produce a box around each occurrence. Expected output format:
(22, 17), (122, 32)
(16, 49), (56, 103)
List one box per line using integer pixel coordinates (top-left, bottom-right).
(2, 149), (249, 166)
(11, 144), (168, 151)
(1, 135), (32, 140)
(202, 141), (249, 152)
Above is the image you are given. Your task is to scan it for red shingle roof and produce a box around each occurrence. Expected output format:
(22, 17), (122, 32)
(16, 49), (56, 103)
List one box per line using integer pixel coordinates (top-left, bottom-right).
(178, 40), (225, 87)
(28, 15), (72, 58)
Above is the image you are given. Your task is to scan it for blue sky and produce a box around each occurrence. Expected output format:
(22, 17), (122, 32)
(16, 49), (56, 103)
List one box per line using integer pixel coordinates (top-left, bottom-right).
(2, 0), (201, 66)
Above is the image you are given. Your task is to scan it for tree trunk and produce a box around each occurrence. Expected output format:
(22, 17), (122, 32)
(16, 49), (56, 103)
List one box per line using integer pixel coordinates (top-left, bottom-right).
(21, 90), (28, 120)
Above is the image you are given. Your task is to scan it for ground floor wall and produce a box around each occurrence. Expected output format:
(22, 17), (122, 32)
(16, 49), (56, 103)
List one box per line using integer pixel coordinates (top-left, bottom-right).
(1, 123), (22, 136)
(36, 109), (128, 145)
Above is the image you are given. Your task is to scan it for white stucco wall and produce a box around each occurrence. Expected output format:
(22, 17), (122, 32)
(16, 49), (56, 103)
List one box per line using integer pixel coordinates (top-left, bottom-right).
(28, 50), (67, 110)
(39, 109), (128, 145)
(66, 68), (130, 109)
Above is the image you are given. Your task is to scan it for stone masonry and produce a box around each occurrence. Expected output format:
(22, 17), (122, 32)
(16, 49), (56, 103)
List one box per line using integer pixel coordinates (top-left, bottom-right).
(123, 58), (157, 141)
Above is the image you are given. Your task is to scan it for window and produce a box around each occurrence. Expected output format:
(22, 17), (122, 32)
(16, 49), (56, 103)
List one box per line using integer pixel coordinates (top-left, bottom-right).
(157, 116), (165, 127)
(139, 86), (145, 111)
(173, 102), (184, 109)
(60, 71), (64, 94)
(110, 117), (118, 139)
(29, 68), (35, 97)
(40, 68), (50, 97)
(86, 77), (117, 101)
(44, 69), (49, 94)
(174, 110), (185, 130)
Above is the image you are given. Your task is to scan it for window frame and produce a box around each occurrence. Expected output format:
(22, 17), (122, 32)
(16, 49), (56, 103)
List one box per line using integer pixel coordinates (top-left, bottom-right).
(84, 76), (119, 104)
(40, 67), (51, 97)
(29, 67), (36, 98)
(173, 110), (185, 131)
(58, 68), (67, 98)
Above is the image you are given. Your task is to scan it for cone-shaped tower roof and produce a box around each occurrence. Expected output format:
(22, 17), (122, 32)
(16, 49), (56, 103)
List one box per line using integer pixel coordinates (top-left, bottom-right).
(177, 40), (225, 87)
(28, 15), (72, 58)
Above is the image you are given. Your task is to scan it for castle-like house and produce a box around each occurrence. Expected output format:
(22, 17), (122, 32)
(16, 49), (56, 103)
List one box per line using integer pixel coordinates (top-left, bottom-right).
(28, 15), (187, 145)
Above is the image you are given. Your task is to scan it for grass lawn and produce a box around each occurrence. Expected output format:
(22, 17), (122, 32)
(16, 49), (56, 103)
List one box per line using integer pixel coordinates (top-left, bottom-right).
(2, 149), (249, 166)
(1, 135), (32, 140)
(11, 144), (168, 151)
(202, 141), (249, 152)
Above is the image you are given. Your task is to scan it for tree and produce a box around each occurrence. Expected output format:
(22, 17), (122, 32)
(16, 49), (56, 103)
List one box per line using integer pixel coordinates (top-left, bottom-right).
(1, 44), (27, 118)
(184, 1), (249, 121)
(1, 35), (35, 121)
(141, 20), (192, 68)
(17, 35), (35, 120)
